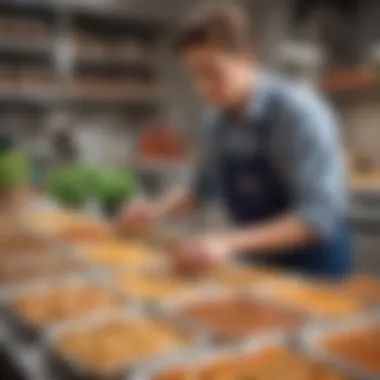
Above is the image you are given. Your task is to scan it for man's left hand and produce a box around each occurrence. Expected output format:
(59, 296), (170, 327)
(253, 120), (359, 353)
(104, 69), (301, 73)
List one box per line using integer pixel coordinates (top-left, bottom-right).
(173, 235), (233, 275)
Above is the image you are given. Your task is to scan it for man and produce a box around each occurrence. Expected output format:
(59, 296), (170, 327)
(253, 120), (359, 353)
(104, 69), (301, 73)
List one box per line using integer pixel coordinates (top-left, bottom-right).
(123, 4), (350, 277)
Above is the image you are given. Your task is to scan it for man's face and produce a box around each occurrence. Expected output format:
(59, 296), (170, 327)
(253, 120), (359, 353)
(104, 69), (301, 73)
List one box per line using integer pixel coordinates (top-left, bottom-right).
(183, 45), (252, 107)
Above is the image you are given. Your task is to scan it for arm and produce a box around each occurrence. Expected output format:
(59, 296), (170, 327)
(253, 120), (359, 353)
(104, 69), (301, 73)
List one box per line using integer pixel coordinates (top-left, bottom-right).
(222, 214), (315, 255)
(149, 187), (197, 220)
(130, 114), (218, 223)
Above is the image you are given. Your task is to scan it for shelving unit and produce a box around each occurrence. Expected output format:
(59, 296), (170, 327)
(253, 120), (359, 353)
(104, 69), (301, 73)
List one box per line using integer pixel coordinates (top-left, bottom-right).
(0, 1), (164, 116)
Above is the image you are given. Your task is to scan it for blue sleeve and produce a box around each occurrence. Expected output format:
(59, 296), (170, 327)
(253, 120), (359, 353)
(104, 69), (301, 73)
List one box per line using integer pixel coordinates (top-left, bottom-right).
(279, 90), (347, 239)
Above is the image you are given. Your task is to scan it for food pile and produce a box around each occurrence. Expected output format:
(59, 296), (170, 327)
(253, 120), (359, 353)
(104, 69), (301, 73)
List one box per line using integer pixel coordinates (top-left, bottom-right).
(179, 296), (304, 341)
(12, 285), (119, 326)
(0, 207), (379, 379)
(56, 317), (189, 373)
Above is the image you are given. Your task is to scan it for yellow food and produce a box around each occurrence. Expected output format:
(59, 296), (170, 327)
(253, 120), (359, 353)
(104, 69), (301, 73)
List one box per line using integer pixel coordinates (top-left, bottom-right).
(80, 241), (161, 268)
(117, 273), (196, 302)
(0, 254), (85, 285)
(24, 210), (114, 243)
(57, 318), (188, 373)
(263, 281), (361, 318)
(209, 266), (281, 288)
(13, 285), (118, 326)
(181, 297), (303, 341)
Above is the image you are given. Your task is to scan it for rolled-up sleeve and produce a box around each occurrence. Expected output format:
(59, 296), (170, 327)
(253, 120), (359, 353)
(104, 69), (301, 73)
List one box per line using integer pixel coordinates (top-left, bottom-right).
(280, 92), (347, 239)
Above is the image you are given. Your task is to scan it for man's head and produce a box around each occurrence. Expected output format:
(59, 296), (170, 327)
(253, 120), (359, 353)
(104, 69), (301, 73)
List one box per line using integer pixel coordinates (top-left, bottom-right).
(173, 3), (256, 108)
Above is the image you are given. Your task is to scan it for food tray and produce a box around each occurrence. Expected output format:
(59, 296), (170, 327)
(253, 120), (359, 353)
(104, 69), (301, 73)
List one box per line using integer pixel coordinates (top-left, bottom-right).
(300, 312), (380, 380)
(74, 240), (167, 272)
(0, 249), (96, 294)
(335, 274), (380, 309)
(44, 308), (207, 380)
(112, 267), (216, 314)
(22, 208), (116, 247)
(252, 276), (366, 322)
(130, 331), (359, 380)
(204, 261), (303, 290)
(156, 287), (307, 345)
(1, 273), (121, 344)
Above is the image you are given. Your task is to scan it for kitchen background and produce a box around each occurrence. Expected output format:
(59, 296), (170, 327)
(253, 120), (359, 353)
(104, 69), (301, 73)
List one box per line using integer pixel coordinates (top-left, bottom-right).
(1, 0), (380, 274)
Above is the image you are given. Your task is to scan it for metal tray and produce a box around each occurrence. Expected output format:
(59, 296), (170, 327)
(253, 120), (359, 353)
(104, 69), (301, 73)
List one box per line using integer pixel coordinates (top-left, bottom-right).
(0, 251), (99, 295)
(44, 307), (208, 380)
(251, 276), (368, 323)
(72, 240), (168, 274)
(300, 311), (380, 380)
(155, 287), (308, 345)
(1, 273), (121, 344)
(129, 330), (360, 380)
(112, 266), (218, 316)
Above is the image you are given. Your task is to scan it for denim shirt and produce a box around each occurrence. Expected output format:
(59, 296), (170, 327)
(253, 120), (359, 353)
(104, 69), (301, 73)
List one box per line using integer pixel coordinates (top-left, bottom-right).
(191, 74), (348, 238)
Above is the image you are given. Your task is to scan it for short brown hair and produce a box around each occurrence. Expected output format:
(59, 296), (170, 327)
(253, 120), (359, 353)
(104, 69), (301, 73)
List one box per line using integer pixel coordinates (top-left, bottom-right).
(173, 3), (253, 54)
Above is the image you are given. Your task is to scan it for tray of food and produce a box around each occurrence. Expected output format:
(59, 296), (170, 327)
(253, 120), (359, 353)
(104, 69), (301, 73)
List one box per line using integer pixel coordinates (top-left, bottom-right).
(45, 308), (204, 380)
(0, 251), (92, 291)
(2, 275), (121, 343)
(157, 289), (307, 344)
(300, 312), (380, 380)
(130, 331), (358, 380)
(0, 232), (53, 257)
(23, 209), (116, 244)
(77, 240), (167, 271)
(114, 269), (211, 312)
(204, 263), (298, 290)
(254, 277), (364, 320)
(336, 274), (380, 308)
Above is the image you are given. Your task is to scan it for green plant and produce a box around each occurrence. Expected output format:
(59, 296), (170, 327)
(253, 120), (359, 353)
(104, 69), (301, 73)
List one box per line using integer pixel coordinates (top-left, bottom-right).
(0, 150), (30, 190)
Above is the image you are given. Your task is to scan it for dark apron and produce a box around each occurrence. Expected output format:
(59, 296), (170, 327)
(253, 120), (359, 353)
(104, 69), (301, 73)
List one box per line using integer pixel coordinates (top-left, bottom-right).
(217, 96), (351, 278)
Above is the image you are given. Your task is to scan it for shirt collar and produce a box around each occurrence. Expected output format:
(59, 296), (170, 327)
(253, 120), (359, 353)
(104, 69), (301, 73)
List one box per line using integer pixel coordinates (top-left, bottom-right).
(246, 73), (272, 121)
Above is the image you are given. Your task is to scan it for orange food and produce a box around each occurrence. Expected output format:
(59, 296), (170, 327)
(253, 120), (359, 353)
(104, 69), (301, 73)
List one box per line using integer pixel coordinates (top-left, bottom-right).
(154, 347), (348, 380)
(25, 210), (114, 243)
(80, 241), (162, 268)
(262, 281), (362, 318)
(13, 285), (118, 326)
(0, 234), (50, 255)
(340, 275), (380, 306)
(0, 253), (85, 285)
(323, 325), (380, 375)
(116, 272), (196, 302)
(181, 296), (304, 341)
(57, 318), (188, 373)
(209, 266), (283, 288)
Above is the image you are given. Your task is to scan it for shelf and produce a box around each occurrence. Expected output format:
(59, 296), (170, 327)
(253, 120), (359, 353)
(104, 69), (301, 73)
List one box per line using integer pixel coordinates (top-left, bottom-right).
(74, 58), (154, 78)
(66, 97), (158, 116)
(0, 91), (58, 108)
(0, 1), (55, 18)
(0, 1), (164, 116)
(327, 84), (380, 103)
(0, 40), (53, 57)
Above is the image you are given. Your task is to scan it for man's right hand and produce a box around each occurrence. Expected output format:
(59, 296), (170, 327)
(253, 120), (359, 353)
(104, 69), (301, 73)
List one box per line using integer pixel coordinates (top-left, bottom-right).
(120, 200), (160, 236)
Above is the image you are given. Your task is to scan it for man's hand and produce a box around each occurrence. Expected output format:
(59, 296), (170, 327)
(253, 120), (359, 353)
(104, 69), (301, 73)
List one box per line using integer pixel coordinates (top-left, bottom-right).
(173, 235), (233, 275)
(120, 199), (160, 236)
